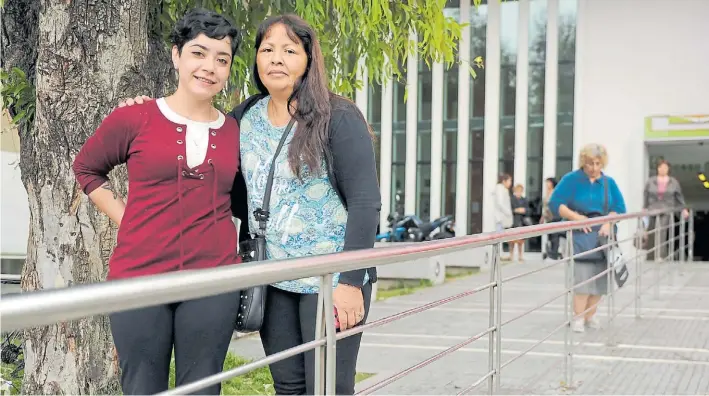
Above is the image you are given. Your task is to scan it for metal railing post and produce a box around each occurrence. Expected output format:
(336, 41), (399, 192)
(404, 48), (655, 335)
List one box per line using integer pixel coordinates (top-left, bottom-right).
(635, 218), (642, 319)
(495, 242), (503, 393)
(606, 223), (615, 346)
(654, 214), (661, 299)
(564, 230), (574, 387)
(668, 213), (676, 285)
(324, 274), (337, 395)
(487, 244), (499, 395)
(314, 277), (326, 395)
(314, 274), (337, 395)
(688, 209), (694, 263)
(680, 212), (686, 266)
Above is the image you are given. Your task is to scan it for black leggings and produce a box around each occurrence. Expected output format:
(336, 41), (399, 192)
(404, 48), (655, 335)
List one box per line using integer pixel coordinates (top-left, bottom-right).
(109, 291), (240, 395)
(260, 283), (373, 395)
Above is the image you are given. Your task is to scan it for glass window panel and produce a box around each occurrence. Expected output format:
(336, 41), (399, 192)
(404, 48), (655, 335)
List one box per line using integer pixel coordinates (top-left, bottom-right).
(500, 0), (519, 66)
(392, 128), (407, 163)
(559, 0), (577, 63)
(393, 79), (407, 123)
(368, 83), (381, 124)
(558, 63), (575, 114)
(499, 126), (515, 161)
(470, 3), (487, 118)
(418, 62), (433, 121)
(441, 163), (456, 217)
(500, 65), (517, 117)
(556, 121), (574, 158)
(499, 159), (515, 181)
(527, 126), (544, 158)
(468, 159), (484, 234)
(556, 158), (573, 179)
(417, 129), (432, 162)
(416, 164), (431, 221)
(528, 65), (546, 116)
(526, 159), (543, 201)
(470, 128), (485, 160)
(444, 66), (459, 121)
(529, 0), (547, 65)
(443, 129), (457, 162)
(391, 164), (406, 213)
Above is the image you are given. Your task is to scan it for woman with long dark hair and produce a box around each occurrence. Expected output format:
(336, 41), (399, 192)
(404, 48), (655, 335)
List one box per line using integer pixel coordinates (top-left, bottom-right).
(228, 15), (381, 394)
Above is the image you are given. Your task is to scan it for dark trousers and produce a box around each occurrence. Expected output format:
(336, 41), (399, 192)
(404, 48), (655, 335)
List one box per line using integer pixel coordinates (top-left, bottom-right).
(548, 233), (561, 259)
(260, 283), (373, 395)
(109, 291), (241, 395)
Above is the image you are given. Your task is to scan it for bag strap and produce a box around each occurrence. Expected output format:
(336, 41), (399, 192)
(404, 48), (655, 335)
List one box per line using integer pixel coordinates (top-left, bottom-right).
(254, 117), (297, 235)
(603, 176), (609, 215)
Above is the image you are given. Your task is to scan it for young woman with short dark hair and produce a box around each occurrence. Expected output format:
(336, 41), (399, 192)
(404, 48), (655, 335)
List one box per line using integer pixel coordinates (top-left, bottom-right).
(72, 8), (243, 394)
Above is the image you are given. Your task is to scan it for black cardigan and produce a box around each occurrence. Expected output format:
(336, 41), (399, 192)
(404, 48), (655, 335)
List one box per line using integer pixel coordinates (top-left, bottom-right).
(228, 94), (381, 286)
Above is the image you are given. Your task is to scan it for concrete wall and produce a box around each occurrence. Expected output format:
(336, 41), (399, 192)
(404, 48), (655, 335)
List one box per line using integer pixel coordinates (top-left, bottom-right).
(574, 0), (709, 237)
(374, 242), (490, 285)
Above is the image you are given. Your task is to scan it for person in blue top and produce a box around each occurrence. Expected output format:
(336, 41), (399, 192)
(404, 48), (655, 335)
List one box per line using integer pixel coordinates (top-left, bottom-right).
(549, 143), (626, 333)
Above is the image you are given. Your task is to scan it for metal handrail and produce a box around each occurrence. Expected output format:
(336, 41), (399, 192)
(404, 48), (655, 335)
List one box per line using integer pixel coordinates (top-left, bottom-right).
(0, 206), (693, 396)
(0, 207), (678, 330)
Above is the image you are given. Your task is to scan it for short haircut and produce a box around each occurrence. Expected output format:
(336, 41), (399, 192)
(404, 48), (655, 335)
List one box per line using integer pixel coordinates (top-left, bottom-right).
(577, 143), (609, 169)
(513, 184), (524, 192)
(498, 173), (512, 183)
(170, 8), (241, 58)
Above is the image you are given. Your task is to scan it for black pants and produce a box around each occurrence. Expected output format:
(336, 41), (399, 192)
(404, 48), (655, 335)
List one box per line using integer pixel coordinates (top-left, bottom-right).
(109, 291), (241, 395)
(260, 283), (373, 395)
(548, 233), (561, 259)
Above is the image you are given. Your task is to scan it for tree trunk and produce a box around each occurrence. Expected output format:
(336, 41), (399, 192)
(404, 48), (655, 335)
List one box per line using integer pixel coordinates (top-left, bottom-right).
(19, 1), (173, 393)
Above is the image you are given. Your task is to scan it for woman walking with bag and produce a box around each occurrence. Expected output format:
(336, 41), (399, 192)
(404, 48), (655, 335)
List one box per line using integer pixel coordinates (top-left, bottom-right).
(548, 143), (626, 333)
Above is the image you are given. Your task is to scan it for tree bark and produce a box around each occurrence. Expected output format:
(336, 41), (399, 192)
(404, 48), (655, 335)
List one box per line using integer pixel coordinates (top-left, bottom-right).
(19, 0), (173, 393)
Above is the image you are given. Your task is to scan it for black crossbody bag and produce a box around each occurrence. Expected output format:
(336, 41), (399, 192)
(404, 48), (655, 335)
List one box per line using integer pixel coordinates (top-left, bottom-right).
(235, 118), (295, 332)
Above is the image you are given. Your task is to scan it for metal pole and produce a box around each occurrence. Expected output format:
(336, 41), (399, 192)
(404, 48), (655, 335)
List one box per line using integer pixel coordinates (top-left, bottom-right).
(323, 274), (337, 395)
(314, 276), (326, 395)
(564, 230), (574, 386)
(606, 222), (615, 346)
(654, 214), (661, 299)
(487, 244), (499, 395)
(680, 212), (686, 265)
(668, 213), (675, 285)
(688, 209), (694, 263)
(495, 242), (503, 393)
(635, 218), (642, 319)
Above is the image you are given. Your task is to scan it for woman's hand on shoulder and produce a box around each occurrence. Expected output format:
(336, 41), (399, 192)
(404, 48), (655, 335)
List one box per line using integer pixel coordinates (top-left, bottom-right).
(118, 95), (153, 108)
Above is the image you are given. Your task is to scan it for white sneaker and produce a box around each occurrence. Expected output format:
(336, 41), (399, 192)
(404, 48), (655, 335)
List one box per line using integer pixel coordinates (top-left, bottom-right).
(586, 316), (601, 329)
(571, 318), (585, 333)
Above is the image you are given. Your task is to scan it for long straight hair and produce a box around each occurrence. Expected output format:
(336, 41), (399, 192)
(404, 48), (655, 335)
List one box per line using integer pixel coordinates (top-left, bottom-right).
(253, 14), (331, 179)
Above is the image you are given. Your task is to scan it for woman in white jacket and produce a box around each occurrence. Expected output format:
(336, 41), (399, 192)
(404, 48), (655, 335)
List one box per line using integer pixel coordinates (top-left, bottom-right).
(494, 173), (513, 260)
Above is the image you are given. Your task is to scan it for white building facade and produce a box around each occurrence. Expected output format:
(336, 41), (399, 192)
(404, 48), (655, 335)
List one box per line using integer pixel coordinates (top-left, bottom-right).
(358, 0), (709, 247)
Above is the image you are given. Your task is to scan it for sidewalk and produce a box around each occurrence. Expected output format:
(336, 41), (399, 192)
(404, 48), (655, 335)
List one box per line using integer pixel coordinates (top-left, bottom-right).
(228, 257), (709, 395)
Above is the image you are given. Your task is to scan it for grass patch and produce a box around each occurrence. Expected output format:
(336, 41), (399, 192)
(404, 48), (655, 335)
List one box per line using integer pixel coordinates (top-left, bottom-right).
(444, 267), (480, 281)
(376, 279), (433, 301)
(1, 362), (23, 395)
(355, 372), (376, 383)
(2, 351), (374, 396)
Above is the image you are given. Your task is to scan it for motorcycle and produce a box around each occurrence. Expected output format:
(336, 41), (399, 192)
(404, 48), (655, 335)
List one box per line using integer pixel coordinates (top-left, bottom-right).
(401, 214), (456, 242)
(375, 212), (409, 242)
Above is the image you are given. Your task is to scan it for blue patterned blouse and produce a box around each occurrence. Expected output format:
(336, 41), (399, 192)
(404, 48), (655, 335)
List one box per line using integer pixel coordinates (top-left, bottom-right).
(239, 96), (368, 294)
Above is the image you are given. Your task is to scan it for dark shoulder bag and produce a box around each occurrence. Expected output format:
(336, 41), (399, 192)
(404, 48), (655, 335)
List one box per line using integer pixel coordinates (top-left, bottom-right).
(235, 118), (295, 333)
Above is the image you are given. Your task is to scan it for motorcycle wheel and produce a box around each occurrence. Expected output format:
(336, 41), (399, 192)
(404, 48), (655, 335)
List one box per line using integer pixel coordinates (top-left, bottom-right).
(432, 231), (455, 240)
